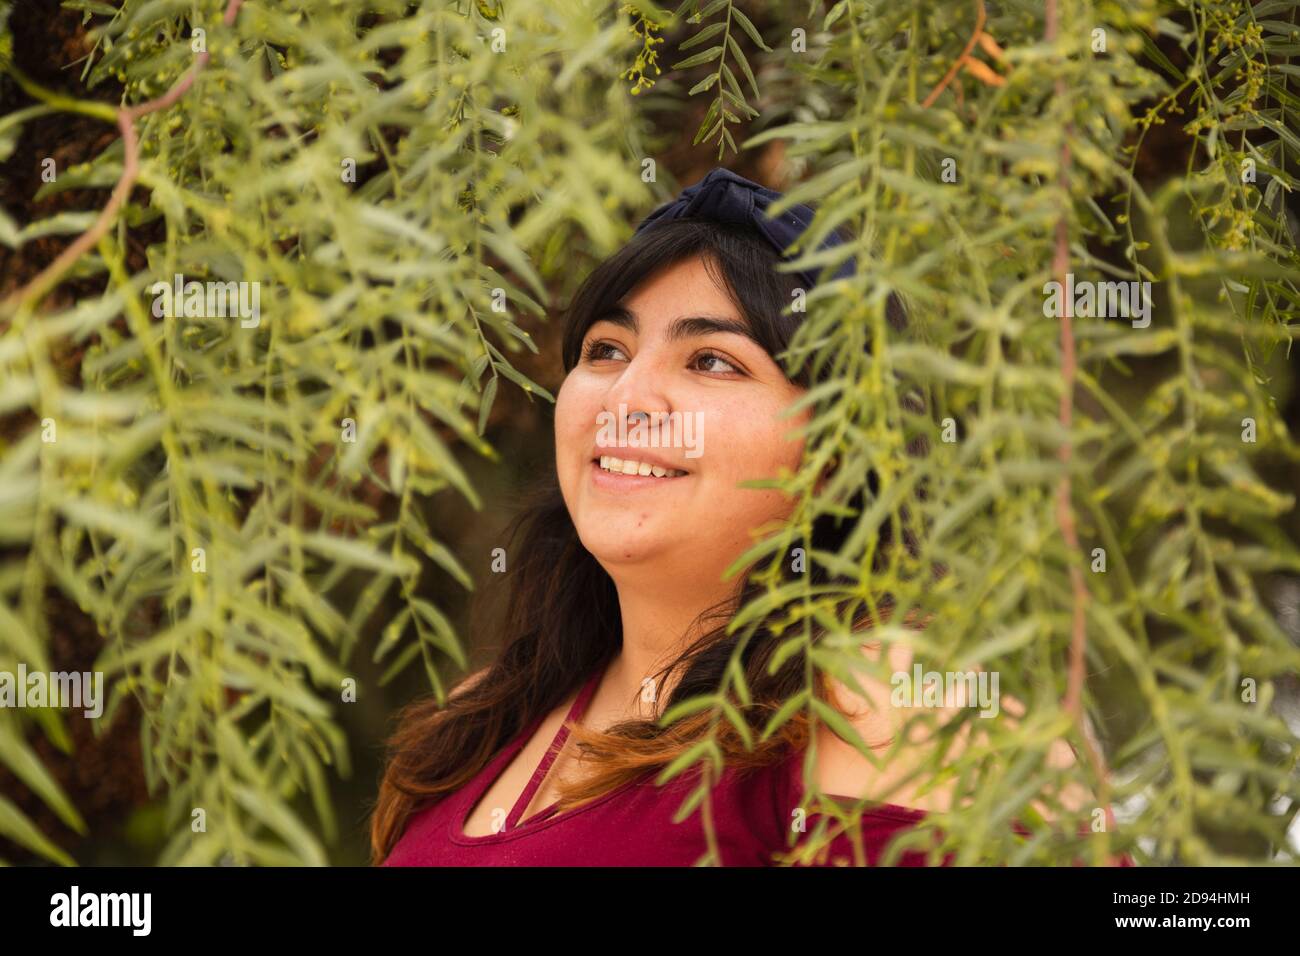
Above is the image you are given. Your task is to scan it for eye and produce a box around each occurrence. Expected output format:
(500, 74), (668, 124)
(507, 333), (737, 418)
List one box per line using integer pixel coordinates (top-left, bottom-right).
(582, 339), (627, 363)
(692, 349), (743, 375)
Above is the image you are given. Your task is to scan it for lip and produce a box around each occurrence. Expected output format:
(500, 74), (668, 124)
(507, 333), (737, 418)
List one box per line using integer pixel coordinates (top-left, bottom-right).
(589, 457), (691, 491)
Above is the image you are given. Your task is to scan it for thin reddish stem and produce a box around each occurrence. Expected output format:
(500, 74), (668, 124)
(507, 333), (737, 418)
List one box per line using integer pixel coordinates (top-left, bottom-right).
(2, 0), (245, 315)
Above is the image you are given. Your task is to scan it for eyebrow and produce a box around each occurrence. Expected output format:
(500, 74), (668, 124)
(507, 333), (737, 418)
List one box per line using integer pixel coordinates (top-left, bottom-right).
(589, 305), (760, 347)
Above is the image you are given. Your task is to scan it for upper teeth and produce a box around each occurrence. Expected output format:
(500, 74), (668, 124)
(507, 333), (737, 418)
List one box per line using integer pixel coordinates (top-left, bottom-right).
(599, 456), (686, 478)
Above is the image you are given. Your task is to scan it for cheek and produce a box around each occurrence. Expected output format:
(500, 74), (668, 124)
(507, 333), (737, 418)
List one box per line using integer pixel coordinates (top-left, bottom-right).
(554, 374), (602, 482)
(554, 377), (578, 443)
(706, 398), (806, 476)
(701, 399), (806, 519)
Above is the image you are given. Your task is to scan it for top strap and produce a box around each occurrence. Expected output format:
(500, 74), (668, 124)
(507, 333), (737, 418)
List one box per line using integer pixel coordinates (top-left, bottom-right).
(505, 663), (606, 829)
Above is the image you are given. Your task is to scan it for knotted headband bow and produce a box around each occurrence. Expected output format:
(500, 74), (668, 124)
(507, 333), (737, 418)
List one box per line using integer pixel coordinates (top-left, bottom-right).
(634, 167), (856, 290)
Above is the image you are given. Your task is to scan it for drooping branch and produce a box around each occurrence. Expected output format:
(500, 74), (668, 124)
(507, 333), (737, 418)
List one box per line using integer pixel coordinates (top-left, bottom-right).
(1044, 0), (1120, 859)
(0, 0), (246, 318)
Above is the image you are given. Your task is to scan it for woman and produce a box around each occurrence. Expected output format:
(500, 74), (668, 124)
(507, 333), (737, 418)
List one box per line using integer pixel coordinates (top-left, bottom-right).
(373, 168), (1088, 867)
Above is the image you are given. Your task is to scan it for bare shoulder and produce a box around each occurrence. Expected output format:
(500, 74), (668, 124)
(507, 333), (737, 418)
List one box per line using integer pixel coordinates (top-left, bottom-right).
(811, 637), (961, 812)
(812, 636), (1092, 819)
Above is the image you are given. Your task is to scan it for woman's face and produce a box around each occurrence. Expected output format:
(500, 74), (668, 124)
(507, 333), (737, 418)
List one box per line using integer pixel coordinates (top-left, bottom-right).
(555, 255), (810, 589)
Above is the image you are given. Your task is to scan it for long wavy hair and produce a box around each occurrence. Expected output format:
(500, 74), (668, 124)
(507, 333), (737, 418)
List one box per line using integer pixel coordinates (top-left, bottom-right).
(370, 217), (916, 862)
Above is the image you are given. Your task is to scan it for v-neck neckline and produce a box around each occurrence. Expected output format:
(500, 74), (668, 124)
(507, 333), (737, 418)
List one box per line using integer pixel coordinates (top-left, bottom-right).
(452, 662), (609, 842)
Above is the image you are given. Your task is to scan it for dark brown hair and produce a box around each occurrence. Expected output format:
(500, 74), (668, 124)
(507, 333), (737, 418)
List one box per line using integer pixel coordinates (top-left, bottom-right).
(370, 218), (914, 862)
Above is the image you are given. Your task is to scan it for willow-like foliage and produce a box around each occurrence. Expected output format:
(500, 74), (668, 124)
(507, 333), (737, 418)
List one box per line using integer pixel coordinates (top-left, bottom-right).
(1, 0), (1297, 865)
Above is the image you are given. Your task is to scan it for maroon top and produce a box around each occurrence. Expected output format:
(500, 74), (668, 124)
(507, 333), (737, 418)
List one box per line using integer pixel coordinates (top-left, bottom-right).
(382, 662), (1129, 867)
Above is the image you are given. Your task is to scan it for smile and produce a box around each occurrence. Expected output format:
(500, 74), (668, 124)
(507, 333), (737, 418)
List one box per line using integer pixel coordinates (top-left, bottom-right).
(590, 456), (690, 490)
(597, 455), (688, 478)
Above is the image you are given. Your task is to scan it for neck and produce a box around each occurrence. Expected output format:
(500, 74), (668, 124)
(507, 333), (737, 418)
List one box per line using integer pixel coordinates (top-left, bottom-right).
(601, 570), (740, 719)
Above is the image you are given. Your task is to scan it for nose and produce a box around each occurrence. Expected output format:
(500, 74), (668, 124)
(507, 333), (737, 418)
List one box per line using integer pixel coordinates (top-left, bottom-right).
(600, 351), (673, 438)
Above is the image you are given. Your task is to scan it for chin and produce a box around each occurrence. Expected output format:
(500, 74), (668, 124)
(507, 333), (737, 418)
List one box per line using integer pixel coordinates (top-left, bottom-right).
(578, 528), (667, 567)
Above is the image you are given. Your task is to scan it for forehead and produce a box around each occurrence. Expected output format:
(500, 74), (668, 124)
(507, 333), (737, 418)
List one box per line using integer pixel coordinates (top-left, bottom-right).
(617, 256), (740, 321)
(587, 256), (758, 347)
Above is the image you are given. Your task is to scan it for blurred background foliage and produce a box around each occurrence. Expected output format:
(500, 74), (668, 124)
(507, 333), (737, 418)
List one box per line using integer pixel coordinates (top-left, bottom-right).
(0, 0), (1297, 865)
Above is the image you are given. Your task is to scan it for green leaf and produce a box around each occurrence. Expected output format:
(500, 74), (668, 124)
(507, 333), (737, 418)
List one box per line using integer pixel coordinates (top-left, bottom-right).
(301, 532), (417, 577)
(481, 227), (547, 301)
(673, 45), (723, 70)
(477, 373), (499, 435)
(0, 792), (76, 865)
(679, 20), (725, 50)
(493, 358), (555, 402)
(231, 784), (329, 866)
(730, 5), (771, 51)
(688, 72), (720, 95)
(0, 720), (87, 834)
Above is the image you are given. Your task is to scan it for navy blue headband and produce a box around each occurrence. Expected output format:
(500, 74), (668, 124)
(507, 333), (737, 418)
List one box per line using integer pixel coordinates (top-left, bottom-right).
(634, 167), (856, 290)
